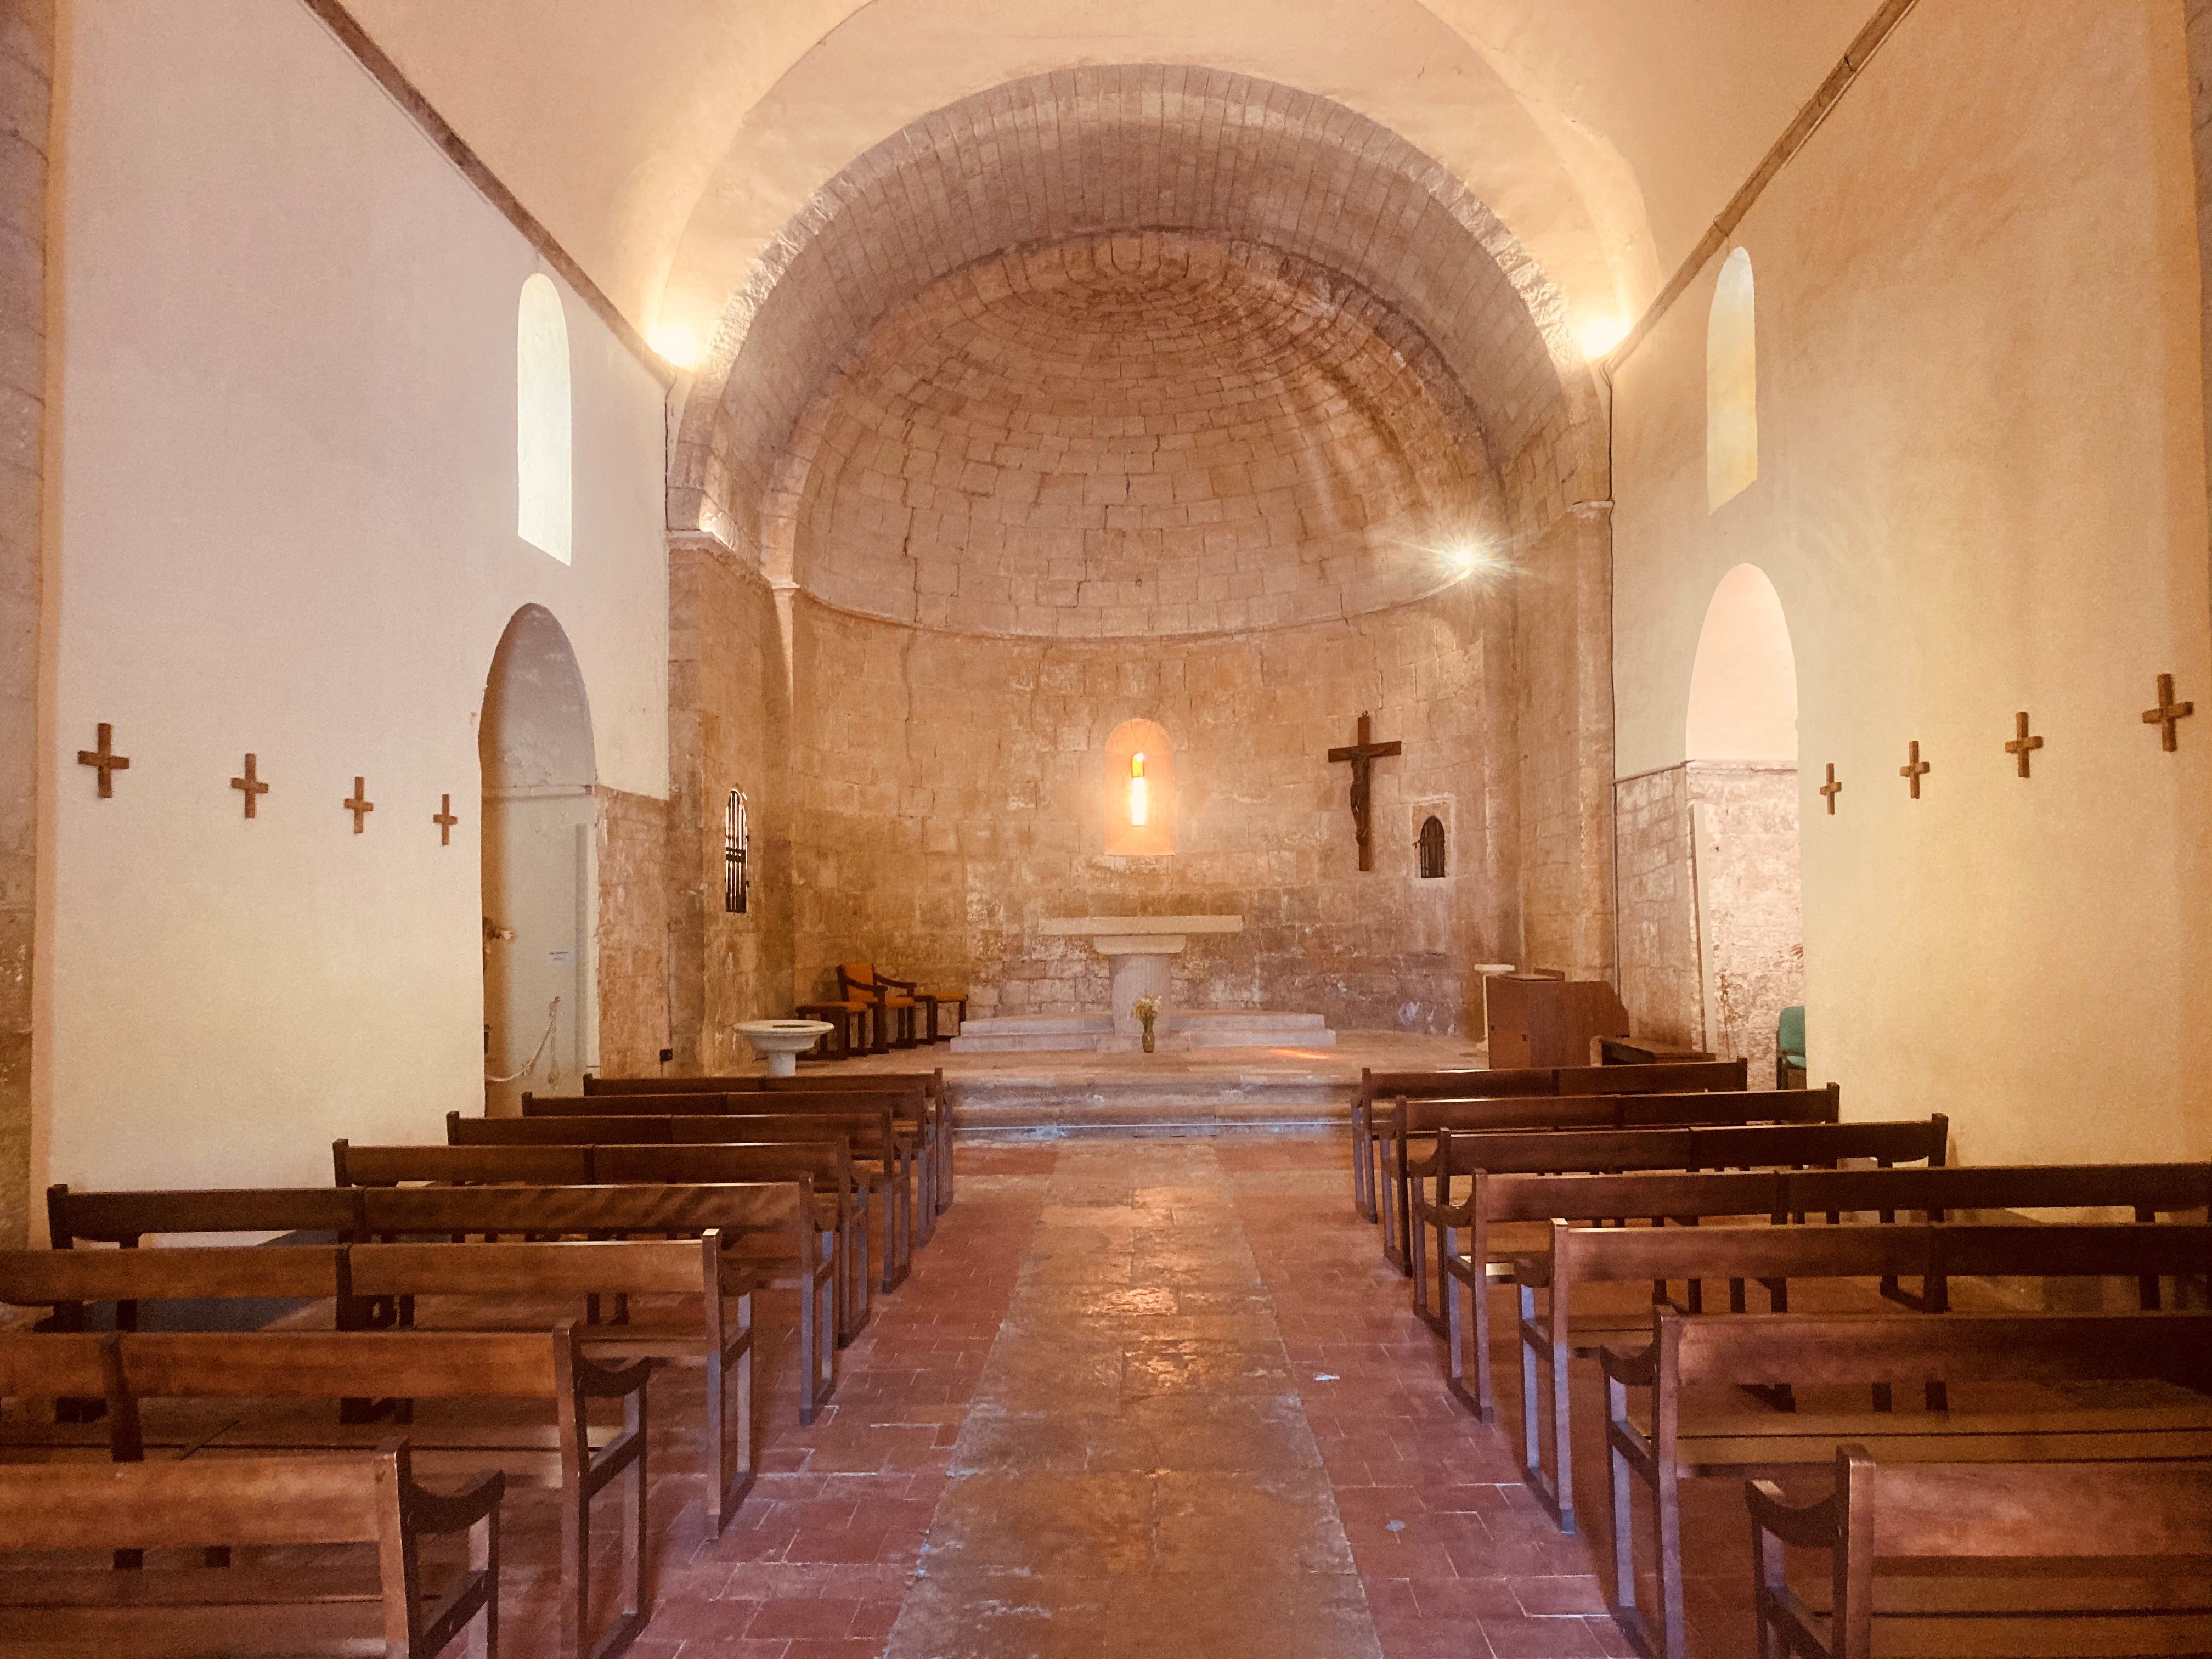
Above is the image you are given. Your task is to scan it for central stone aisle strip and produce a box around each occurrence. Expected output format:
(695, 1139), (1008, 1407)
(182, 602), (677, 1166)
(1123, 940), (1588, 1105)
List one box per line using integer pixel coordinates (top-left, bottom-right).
(884, 1140), (1384, 1659)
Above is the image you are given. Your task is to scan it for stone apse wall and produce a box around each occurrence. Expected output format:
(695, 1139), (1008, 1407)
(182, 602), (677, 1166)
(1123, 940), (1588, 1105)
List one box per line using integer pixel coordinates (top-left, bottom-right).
(660, 68), (1617, 1046)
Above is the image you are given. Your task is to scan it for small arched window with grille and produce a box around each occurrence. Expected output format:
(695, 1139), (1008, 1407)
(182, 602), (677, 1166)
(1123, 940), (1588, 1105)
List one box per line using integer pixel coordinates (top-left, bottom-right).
(724, 788), (749, 914)
(1417, 815), (1446, 879)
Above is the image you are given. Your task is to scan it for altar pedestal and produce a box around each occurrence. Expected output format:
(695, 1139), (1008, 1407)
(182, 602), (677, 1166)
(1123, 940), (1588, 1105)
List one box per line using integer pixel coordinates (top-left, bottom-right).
(951, 915), (1338, 1053)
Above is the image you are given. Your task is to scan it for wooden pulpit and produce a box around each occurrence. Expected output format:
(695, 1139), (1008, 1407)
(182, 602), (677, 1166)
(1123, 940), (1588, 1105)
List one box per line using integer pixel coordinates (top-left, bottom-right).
(1483, 973), (1630, 1069)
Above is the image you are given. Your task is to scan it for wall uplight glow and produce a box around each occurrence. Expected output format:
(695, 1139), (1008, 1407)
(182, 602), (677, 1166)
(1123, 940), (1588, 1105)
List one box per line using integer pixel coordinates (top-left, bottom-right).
(1577, 314), (1630, 360)
(1128, 752), (1149, 826)
(649, 321), (706, 371)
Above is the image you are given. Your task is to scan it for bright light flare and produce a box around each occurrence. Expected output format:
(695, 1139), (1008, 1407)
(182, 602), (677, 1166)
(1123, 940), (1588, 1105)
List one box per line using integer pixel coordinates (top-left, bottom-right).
(649, 322), (706, 370)
(1577, 314), (1630, 360)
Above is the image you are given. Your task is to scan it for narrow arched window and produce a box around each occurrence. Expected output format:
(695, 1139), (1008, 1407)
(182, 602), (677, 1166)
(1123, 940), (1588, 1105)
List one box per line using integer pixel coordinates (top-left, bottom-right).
(1707, 247), (1756, 511)
(724, 788), (749, 914)
(518, 273), (573, 563)
(1417, 815), (1446, 879)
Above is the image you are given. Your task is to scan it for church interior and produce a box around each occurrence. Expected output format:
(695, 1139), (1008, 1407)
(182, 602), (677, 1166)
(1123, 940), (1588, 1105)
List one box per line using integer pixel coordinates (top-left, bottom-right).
(3, 2), (2211, 1655)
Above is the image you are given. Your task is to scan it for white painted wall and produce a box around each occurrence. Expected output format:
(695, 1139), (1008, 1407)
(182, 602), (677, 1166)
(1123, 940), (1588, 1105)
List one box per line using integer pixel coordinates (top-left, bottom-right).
(36, 0), (669, 1203)
(1612, 0), (2212, 1164)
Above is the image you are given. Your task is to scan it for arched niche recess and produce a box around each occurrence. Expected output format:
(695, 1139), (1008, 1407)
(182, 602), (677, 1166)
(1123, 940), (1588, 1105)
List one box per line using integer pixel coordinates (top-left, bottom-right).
(1685, 563), (1797, 763)
(1103, 719), (1174, 857)
(481, 604), (598, 1113)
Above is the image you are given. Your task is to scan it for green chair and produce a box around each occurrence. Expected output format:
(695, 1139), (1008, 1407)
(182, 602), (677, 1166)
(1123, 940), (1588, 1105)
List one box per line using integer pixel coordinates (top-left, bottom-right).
(1776, 1005), (1807, 1088)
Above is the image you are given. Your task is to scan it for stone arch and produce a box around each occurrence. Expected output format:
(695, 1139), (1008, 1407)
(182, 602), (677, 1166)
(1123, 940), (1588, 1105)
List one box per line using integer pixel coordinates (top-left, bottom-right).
(479, 604), (597, 1112)
(670, 65), (1608, 561)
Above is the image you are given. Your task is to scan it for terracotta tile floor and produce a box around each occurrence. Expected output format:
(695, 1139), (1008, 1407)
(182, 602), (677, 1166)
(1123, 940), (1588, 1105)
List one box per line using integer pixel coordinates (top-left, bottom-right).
(528, 1135), (1769, 1658)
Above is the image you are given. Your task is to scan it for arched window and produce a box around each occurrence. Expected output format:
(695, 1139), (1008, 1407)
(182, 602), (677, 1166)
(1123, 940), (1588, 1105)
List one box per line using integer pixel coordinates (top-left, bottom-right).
(724, 788), (749, 914)
(1103, 719), (1174, 856)
(1706, 247), (1757, 511)
(518, 273), (573, 563)
(1685, 564), (1798, 763)
(1417, 815), (1446, 879)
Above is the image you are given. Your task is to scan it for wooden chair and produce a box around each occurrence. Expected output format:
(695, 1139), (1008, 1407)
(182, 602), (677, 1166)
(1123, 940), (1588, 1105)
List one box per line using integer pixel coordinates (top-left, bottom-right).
(794, 1000), (871, 1059)
(838, 962), (919, 1051)
(1778, 1003), (1808, 1087)
(0, 1440), (503, 1658)
(1599, 1307), (2212, 1659)
(1748, 1447), (2212, 1659)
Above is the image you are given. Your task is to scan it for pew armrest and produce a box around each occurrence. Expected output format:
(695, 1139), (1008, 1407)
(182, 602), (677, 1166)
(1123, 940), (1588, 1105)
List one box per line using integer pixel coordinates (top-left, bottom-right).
(574, 1349), (656, 1400)
(405, 1463), (507, 1535)
(1512, 1253), (1553, 1289)
(1597, 1338), (1658, 1387)
(1743, 1476), (1840, 1551)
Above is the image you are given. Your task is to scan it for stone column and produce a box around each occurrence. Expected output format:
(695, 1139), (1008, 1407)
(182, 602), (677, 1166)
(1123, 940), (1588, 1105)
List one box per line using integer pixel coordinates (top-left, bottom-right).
(0, 0), (52, 1245)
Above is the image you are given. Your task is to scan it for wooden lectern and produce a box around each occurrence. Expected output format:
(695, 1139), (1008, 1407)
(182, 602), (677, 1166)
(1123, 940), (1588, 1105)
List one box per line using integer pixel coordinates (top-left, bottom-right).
(1483, 973), (1630, 1069)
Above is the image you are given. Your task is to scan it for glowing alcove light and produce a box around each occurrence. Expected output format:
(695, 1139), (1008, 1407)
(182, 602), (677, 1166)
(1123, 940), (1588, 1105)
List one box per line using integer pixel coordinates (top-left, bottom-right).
(518, 273), (573, 564)
(1129, 752), (1149, 826)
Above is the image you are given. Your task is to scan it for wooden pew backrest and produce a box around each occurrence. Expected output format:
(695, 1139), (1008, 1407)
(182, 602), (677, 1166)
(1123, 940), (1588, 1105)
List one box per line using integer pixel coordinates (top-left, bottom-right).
(47, 1183), (363, 1248)
(335, 1139), (598, 1186)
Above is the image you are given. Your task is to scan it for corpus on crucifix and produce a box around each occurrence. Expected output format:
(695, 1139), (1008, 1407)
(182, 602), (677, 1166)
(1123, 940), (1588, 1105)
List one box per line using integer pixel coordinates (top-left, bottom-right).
(1327, 711), (1402, 871)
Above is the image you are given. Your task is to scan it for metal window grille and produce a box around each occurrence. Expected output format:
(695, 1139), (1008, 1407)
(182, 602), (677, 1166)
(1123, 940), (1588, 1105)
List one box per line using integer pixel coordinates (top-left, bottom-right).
(724, 788), (749, 914)
(1417, 815), (1446, 879)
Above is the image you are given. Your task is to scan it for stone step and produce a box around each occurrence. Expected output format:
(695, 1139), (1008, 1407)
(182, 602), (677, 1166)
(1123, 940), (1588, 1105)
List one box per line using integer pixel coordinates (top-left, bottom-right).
(1166, 1011), (1330, 1031)
(950, 1069), (1352, 1135)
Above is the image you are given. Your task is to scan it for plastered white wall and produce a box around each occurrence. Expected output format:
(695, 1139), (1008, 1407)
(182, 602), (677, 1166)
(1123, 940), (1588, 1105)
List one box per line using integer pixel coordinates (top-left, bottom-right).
(37, 0), (668, 1200)
(1612, 0), (2212, 1164)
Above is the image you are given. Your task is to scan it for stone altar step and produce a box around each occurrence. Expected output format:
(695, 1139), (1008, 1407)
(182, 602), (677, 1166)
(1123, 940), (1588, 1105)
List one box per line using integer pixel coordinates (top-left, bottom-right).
(950, 1068), (1352, 1136)
(950, 1009), (1336, 1054)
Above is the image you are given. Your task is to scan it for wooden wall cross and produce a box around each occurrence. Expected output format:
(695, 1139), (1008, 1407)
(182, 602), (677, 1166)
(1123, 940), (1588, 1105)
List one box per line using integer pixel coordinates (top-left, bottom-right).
(2005, 710), (2043, 778)
(1898, 741), (1930, 799)
(230, 753), (269, 819)
(434, 794), (460, 845)
(343, 777), (375, 834)
(76, 724), (129, 798)
(1818, 763), (1842, 814)
(1326, 711), (1402, 871)
(2141, 673), (2194, 751)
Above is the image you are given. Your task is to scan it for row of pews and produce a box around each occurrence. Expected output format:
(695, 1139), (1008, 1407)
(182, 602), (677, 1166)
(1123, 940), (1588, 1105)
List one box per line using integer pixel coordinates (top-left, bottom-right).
(1351, 1060), (2212, 1659)
(0, 1067), (951, 1658)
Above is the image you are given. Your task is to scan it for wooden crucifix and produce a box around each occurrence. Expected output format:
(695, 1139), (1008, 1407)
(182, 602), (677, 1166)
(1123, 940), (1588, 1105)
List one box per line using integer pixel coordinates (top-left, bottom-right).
(343, 777), (375, 834)
(2005, 710), (2043, 778)
(77, 724), (129, 798)
(1898, 741), (1930, 800)
(230, 753), (269, 819)
(1327, 711), (1401, 871)
(433, 793), (460, 846)
(1818, 763), (1842, 814)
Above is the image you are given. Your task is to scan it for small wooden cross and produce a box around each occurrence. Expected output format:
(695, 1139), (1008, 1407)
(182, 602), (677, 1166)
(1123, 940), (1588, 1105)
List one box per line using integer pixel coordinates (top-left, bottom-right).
(2004, 710), (2043, 778)
(343, 776), (375, 834)
(1898, 741), (1930, 799)
(77, 723), (129, 798)
(2141, 673), (2194, 752)
(1818, 763), (1842, 814)
(1325, 711), (1403, 872)
(230, 753), (270, 819)
(433, 793), (460, 845)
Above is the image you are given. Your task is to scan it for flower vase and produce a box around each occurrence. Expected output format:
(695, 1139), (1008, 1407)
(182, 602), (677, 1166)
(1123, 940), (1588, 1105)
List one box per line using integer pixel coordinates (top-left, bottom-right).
(1140, 1018), (1156, 1053)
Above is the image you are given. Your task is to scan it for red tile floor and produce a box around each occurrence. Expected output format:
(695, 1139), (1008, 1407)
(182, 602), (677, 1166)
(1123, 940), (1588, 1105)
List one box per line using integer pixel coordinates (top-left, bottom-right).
(533, 1135), (1770, 1658)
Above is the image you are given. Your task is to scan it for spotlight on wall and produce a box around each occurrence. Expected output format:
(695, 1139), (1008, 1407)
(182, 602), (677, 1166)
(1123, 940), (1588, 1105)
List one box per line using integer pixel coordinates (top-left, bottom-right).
(1576, 314), (1630, 360)
(648, 322), (706, 370)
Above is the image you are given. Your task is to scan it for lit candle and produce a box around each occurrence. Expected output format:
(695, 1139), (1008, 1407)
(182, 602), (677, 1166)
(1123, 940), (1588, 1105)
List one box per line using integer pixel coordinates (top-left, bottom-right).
(1129, 752), (1148, 826)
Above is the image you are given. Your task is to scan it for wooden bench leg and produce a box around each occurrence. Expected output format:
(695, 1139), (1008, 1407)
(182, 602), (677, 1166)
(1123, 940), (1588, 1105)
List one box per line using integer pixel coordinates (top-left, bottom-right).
(1515, 1282), (1576, 1536)
(709, 1289), (755, 1534)
(1441, 1232), (1493, 1423)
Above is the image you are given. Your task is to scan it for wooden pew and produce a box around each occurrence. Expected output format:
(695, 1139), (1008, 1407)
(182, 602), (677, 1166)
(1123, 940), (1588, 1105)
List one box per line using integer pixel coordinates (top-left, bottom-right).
(1436, 1160), (2212, 1426)
(1599, 1307), (2212, 1659)
(348, 1235), (755, 1535)
(449, 1104), (911, 1293)
(1393, 1085), (1847, 1304)
(1747, 1447), (2212, 1659)
(1353, 1059), (1747, 1235)
(0, 1322), (643, 1659)
(525, 1092), (926, 1265)
(584, 1069), (955, 1218)
(47, 1181), (841, 1430)
(0, 1440), (502, 1658)
(358, 1141), (867, 1345)
(359, 1183), (838, 1427)
(569, 1073), (951, 1232)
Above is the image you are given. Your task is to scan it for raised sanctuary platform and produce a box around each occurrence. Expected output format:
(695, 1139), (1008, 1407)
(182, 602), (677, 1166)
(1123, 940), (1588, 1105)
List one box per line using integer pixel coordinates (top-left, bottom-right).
(820, 1030), (1487, 1136)
(952, 1008), (1336, 1053)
